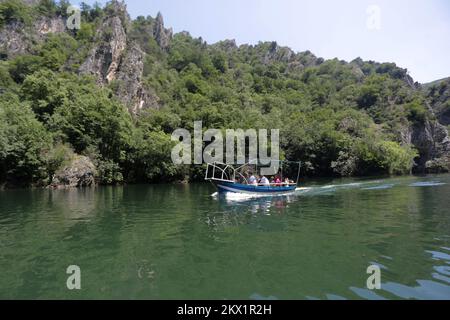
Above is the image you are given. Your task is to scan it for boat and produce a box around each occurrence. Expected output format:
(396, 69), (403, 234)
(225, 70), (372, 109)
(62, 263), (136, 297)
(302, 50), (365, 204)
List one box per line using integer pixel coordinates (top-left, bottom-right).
(205, 160), (301, 195)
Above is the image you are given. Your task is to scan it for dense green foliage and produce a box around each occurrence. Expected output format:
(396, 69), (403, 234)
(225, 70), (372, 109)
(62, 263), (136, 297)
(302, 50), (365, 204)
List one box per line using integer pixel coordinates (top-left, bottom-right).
(0, 93), (52, 185)
(1, 1), (446, 187)
(0, 0), (30, 27)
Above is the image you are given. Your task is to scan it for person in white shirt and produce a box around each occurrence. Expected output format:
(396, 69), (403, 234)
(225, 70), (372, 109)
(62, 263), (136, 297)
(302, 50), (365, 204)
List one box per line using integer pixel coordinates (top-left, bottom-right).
(260, 176), (270, 186)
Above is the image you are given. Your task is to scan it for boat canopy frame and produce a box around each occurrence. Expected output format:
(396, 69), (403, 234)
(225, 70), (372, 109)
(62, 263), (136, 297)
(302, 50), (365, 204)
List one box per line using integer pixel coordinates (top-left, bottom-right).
(205, 159), (301, 186)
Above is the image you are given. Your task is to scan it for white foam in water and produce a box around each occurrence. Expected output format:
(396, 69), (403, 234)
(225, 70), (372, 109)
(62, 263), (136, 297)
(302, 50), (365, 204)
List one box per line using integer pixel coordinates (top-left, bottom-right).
(213, 190), (300, 202)
(318, 182), (362, 190)
(224, 192), (272, 202)
(409, 181), (446, 187)
(337, 182), (362, 188)
(362, 184), (395, 190)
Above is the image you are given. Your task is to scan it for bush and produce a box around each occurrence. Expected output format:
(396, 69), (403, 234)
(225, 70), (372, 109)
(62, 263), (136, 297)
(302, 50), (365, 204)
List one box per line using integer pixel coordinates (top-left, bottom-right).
(45, 143), (74, 178)
(96, 159), (123, 185)
(8, 55), (43, 83)
(376, 141), (417, 175)
(0, 94), (52, 185)
(405, 100), (427, 123)
(0, 0), (29, 27)
(126, 130), (182, 182)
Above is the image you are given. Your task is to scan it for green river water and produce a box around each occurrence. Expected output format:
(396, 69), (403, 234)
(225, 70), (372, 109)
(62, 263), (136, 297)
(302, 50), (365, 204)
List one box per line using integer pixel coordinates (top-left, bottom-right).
(0, 174), (449, 299)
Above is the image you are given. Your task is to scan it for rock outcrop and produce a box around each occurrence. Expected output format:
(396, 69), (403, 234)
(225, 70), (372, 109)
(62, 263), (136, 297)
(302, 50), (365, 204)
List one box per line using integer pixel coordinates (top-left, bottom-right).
(35, 16), (66, 36)
(400, 119), (450, 173)
(50, 156), (96, 189)
(79, 15), (128, 84)
(263, 42), (295, 64)
(115, 44), (160, 113)
(0, 21), (28, 57)
(78, 1), (162, 112)
(153, 12), (172, 50)
(0, 16), (66, 58)
(425, 77), (450, 125)
(399, 78), (450, 173)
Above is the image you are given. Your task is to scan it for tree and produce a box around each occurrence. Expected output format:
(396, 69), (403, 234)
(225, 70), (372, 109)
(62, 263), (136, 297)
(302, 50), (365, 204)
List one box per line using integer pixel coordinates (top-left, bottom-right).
(21, 69), (68, 120)
(0, 94), (52, 185)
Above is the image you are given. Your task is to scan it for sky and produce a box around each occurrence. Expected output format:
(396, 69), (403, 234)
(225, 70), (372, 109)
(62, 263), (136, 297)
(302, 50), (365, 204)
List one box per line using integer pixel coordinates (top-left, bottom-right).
(81, 0), (450, 83)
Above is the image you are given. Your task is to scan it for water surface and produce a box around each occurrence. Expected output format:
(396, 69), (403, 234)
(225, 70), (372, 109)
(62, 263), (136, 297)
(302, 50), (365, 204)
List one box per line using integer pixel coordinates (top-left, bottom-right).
(0, 174), (449, 299)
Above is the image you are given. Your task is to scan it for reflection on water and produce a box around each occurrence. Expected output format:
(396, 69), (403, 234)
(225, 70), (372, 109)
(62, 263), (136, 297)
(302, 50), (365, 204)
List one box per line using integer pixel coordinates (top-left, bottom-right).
(0, 175), (450, 299)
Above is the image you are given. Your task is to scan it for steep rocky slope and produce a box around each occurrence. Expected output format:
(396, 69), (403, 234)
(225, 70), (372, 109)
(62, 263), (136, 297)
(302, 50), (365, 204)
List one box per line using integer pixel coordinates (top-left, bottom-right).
(424, 78), (450, 126)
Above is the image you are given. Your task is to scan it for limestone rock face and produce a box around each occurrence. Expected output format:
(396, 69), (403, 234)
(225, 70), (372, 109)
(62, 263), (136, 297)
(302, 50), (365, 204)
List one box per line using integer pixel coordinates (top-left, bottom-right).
(79, 1), (130, 83)
(78, 4), (164, 112)
(401, 119), (450, 173)
(1, 0), (166, 113)
(115, 44), (160, 113)
(425, 77), (450, 126)
(0, 16), (66, 58)
(35, 16), (66, 35)
(50, 156), (96, 189)
(0, 21), (27, 56)
(154, 12), (172, 50)
(79, 16), (128, 84)
(263, 42), (295, 64)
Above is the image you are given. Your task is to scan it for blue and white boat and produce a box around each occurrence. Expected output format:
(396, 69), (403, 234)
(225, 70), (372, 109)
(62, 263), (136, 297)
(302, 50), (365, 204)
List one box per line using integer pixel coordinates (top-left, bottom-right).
(205, 160), (301, 195)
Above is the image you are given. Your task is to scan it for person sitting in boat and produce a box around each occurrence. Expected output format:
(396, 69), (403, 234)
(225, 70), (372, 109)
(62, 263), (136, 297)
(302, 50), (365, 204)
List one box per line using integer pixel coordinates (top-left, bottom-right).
(274, 176), (282, 186)
(248, 174), (257, 185)
(284, 177), (291, 185)
(260, 176), (270, 186)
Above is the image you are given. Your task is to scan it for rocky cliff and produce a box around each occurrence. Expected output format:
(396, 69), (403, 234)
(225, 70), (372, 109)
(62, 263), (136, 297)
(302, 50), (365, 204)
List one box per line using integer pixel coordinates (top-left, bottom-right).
(424, 77), (450, 126)
(78, 1), (162, 113)
(0, 15), (66, 56)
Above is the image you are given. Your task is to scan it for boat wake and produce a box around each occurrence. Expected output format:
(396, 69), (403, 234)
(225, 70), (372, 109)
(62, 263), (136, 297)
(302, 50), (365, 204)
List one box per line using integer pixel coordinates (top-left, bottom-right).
(409, 181), (447, 187)
(362, 184), (395, 190)
(212, 178), (447, 200)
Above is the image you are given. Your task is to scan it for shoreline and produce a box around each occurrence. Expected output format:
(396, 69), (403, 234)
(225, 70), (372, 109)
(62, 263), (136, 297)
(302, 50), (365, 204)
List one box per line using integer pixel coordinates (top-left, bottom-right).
(1, 171), (448, 191)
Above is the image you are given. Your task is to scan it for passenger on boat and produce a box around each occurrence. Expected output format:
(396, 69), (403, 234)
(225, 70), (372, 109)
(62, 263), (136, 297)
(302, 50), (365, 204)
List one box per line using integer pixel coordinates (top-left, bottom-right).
(260, 176), (270, 186)
(248, 174), (257, 185)
(274, 176), (282, 186)
(284, 177), (290, 185)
